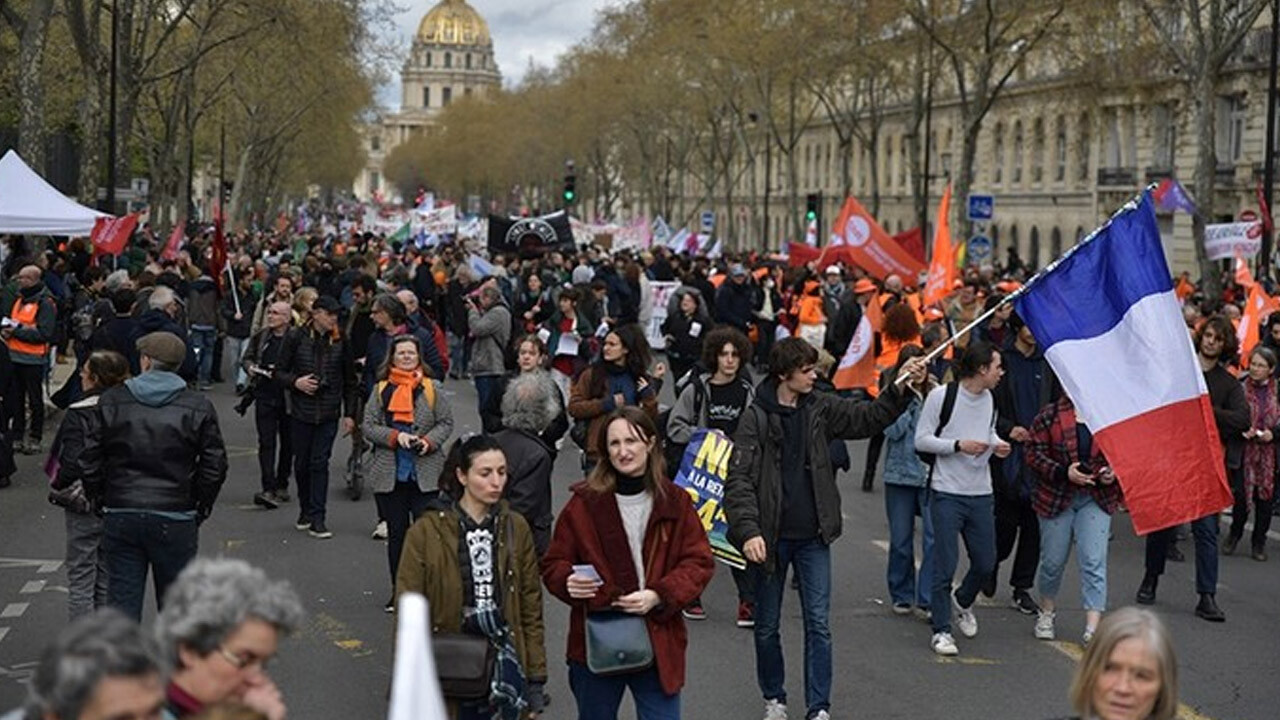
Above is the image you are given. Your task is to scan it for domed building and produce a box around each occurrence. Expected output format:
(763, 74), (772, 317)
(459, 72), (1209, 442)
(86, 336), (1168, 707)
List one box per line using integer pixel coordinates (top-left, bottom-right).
(355, 0), (502, 202)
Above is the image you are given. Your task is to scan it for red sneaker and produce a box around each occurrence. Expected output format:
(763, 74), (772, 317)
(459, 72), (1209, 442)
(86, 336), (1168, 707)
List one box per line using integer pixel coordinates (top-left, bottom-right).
(737, 601), (755, 628)
(681, 598), (707, 621)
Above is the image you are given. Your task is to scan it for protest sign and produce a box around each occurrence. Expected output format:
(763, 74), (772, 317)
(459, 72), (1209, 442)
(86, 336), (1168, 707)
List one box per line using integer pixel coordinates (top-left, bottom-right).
(1204, 220), (1262, 261)
(672, 429), (747, 569)
(647, 281), (679, 349)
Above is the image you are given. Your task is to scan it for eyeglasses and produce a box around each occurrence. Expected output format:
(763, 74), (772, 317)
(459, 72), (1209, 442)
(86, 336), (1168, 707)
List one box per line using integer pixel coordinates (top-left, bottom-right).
(216, 645), (274, 672)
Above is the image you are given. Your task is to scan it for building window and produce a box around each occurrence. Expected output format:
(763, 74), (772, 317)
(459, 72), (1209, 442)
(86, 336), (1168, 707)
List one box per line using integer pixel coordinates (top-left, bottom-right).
(1032, 117), (1045, 183)
(884, 136), (894, 190)
(1054, 116), (1066, 182)
(1029, 227), (1041, 269)
(1010, 224), (1020, 260)
(1077, 113), (1091, 183)
(445, 52), (452, 68)
(465, 87), (472, 97)
(369, 171), (380, 194)
(899, 135), (908, 189)
(370, 134), (380, 151)
(1050, 227), (1062, 258)
(1012, 120), (1023, 184)
(443, 87), (452, 106)
(425, 52), (432, 68)
(1216, 94), (1245, 163)
(993, 123), (1004, 184)
(1152, 103), (1176, 169)
(466, 53), (472, 69)
(423, 87), (430, 107)
(858, 146), (867, 192)
(991, 224), (1000, 252)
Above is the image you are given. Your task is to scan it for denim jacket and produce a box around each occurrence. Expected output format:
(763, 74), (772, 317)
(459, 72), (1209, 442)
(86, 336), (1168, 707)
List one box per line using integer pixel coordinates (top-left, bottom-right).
(882, 396), (928, 487)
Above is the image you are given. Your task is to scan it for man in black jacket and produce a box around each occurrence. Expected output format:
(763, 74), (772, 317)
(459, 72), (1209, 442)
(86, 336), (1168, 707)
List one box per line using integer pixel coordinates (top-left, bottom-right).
(1136, 316), (1244, 622)
(275, 295), (358, 539)
(241, 300), (294, 510)
(81, 331), (227, 621)
(724, 338), (925, 720)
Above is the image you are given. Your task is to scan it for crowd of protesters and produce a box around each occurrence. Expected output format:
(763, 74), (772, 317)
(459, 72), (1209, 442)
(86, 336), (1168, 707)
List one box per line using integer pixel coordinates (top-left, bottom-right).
(0, 223), (1261, 720)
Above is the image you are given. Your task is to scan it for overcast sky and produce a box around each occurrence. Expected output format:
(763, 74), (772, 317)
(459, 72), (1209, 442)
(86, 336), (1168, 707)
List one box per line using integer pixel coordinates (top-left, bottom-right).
(379, 0), (615, 108)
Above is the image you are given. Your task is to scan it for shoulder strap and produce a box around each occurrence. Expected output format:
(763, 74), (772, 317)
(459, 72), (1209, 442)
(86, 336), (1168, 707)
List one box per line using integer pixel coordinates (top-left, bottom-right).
(936, 381), (960, 436)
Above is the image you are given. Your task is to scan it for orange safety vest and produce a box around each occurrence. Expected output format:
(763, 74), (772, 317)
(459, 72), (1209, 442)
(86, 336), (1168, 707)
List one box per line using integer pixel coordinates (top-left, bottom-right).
(7, 297), (47, 357)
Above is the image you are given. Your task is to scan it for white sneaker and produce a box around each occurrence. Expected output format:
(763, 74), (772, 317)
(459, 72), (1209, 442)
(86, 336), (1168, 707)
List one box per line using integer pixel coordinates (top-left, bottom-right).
(931, 631), (959, 656)
(811, 712), (831, 720)
(1034, 611), (1056, 640)
(763, 698), (788, 720)
(952, 591), (978, 638)
(372, 520), (388, 540)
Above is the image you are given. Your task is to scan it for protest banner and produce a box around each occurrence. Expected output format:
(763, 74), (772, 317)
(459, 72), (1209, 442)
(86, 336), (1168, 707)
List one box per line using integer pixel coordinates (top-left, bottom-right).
(1203, 220), (1262, 261)
(646, 281), (679, 349)
(672, 429), (747, 569)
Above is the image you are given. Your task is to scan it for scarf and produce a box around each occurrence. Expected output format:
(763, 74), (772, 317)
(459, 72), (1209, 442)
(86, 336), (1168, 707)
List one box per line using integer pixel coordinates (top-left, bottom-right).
(386, 367), (422, 424)
(1243, 376), (1279, 501)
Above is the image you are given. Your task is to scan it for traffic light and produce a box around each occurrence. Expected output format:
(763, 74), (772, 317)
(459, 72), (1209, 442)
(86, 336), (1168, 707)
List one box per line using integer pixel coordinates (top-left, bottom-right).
(562, 171), (576, 205)
(221, 180), (234, 204)
(805, 193), (821, 226)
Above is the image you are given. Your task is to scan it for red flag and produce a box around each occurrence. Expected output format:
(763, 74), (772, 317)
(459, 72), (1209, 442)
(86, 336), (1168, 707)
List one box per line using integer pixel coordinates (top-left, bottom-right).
(1256, 180), (1273, 236)
(90, 214), (139, 256)
(828, 195), (926, 280)
(212, 217), (228, 292)
(892, 227), (926, 264)
(923, 183), (958, 307)
(161, 220), (186, 261)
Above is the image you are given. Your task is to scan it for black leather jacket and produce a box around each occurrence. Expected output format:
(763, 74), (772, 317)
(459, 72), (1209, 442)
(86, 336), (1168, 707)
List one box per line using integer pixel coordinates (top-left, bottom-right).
(82, 377), (228, 520)
(274, 323), (358, 424)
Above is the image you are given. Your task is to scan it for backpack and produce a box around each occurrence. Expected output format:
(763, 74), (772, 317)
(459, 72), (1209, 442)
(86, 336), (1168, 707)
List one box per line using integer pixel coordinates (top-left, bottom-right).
(917, 381), (995, 488)
(660, 379), (706, 474)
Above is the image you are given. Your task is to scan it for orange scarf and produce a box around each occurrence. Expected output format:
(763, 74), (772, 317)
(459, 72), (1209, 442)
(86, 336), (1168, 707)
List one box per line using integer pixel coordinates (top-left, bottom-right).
(387, 368), (422, 424)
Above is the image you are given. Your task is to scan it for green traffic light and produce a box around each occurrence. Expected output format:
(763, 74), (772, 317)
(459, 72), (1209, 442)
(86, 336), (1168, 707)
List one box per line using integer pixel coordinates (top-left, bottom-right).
(806, 211), (817, 221)
(564, 190), (575, 201)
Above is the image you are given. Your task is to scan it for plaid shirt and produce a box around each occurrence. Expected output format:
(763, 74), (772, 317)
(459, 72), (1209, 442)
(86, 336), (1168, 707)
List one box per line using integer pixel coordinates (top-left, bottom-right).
(1026, 397), (1124, 518)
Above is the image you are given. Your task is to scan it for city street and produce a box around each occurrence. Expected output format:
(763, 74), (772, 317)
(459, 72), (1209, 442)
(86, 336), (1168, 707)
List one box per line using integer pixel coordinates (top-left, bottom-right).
(1, 374), (1278, 719)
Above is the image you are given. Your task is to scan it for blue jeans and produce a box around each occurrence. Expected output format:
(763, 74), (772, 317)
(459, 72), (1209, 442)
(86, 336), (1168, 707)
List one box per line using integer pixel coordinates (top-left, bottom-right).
(103, 511), (199, 622)
(929, 492), (996, 634)
(292, 418), (339, 525)
(885, 484), (934, 608)
(753, 538), (831, 717)
(65, 509), (108, 620)
(224, 336), (249, 387)
(474, 375), (501, 417)
(190, 326), (216, 384)
(1037, 491), (1112, 611)
(1144, 514), (1219, 594)
(568, 662), (680, 720)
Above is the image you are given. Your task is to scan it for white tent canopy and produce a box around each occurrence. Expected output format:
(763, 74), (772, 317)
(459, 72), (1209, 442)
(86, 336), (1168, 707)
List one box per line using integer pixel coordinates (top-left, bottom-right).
(0, 149), (108, 236)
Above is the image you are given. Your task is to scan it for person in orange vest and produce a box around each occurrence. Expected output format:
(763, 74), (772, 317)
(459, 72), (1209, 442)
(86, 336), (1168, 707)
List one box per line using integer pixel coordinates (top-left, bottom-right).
(3, 265), (58, 456)
(861, 303), (923, 493)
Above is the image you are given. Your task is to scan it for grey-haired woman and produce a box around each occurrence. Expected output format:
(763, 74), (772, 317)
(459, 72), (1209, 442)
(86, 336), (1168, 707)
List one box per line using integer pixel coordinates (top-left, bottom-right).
(154, 558), (304, 720)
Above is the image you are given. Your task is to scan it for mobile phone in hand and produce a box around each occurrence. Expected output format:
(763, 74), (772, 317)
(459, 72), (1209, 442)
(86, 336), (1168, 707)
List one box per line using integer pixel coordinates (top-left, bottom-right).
(572, 564), (603, 584)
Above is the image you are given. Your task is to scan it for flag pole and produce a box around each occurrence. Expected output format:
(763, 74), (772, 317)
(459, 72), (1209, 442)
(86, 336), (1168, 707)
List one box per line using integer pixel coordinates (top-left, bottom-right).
(895, 184), (1158, 386)
(226, 258), (240, 312)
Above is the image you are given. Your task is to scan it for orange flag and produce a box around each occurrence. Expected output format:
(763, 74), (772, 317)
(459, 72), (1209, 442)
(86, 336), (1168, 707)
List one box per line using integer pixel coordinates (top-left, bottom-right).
(1238, 283), (1280, 357)
(1235, 254), (1256, 288)
(1174, 273), (1195, 301)
(833, 313), (877, 393)
(865, 291), (884, 332)
(923, 183), (957, 306)
(829, 195), (926, 280)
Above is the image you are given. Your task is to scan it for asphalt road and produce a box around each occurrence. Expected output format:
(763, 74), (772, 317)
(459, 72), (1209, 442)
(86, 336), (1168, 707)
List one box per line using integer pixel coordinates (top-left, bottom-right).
(1, 371), (1278, 719)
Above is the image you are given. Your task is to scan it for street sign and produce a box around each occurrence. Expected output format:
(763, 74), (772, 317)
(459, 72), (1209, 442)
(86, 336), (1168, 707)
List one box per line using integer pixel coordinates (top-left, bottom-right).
(967, 194), (994, 221)
(700, 211), (715, 233)
(967, 235), (993, 263)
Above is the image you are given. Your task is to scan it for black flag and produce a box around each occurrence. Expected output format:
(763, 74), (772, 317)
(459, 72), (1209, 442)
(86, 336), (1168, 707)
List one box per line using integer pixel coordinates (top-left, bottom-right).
(487, 211), (575, 258)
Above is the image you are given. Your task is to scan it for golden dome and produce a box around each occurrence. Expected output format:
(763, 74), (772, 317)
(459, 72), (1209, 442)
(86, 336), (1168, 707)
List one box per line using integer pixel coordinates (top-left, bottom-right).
(416, 0), (491, 46)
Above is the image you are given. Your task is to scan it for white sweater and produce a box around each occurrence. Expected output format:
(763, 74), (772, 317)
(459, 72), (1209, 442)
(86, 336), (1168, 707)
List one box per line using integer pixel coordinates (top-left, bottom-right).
(914, 383), (1002, 496)
(616, 492), (654, 589)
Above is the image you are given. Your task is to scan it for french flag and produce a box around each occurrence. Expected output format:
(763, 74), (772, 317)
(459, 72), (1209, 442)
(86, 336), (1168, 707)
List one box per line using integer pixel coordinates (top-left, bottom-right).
(1014, 193), (1233, 535)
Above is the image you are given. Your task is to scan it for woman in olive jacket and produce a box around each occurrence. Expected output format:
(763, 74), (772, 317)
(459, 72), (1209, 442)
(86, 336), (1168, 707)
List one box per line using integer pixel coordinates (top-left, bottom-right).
(395, 435), (547, 720)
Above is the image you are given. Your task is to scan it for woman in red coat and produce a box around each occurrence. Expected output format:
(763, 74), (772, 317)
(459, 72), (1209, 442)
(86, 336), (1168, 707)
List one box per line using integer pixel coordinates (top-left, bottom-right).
(542, 406), (714, 720)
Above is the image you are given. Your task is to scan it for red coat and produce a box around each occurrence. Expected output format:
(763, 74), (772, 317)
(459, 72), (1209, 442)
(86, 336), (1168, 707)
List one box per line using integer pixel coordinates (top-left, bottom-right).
(542, 482), (714, 695)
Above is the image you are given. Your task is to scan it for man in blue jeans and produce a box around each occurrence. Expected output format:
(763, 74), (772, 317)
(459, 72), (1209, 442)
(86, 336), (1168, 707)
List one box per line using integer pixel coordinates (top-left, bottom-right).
(81, 331), (227, 621)
(914, 340), (1011, 657)
(725, 338), (926, 720)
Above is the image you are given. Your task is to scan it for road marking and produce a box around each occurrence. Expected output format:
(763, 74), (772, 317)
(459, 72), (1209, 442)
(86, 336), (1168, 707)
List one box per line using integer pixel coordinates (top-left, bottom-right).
(934, 656), (1000, 665)
(38, 562), (61, 573)
(0, 604), (28, 619)
(0, 628), (8, 643)
(20, 580), (45, 594)
(1046, 639), (1217, 719)
(311, 613), (376, 659)
(0, 558), (63, 571)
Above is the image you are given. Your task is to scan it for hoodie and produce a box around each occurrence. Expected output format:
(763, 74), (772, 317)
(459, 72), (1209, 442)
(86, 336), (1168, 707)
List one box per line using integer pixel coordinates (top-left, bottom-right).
(125, 371), (188, 407)
(754, 378), (819, 540)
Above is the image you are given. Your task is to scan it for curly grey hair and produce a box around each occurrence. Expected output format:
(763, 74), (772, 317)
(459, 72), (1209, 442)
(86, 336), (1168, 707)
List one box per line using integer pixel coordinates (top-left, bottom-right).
(155, 558), (305, 669)
(501, 370), (560, 434)
(24, 608), (163, 720)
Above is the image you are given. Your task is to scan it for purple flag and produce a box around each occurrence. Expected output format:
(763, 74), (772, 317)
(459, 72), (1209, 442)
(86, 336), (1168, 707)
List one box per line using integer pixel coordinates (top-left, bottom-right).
(1153, 178), (1197, 215)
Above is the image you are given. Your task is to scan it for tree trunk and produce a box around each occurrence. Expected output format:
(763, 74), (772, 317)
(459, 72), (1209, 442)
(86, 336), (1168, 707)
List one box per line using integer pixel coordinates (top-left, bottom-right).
(1192, 64), (1220, 298)
(16, 0), (56, 172)
(956, 117), (983, 252)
